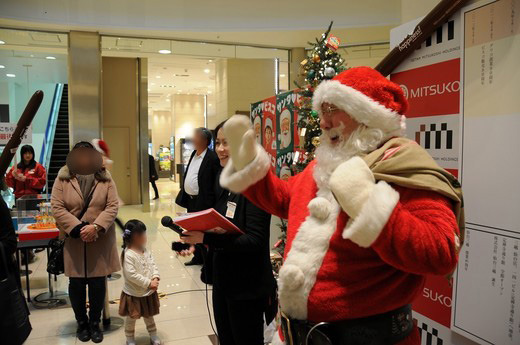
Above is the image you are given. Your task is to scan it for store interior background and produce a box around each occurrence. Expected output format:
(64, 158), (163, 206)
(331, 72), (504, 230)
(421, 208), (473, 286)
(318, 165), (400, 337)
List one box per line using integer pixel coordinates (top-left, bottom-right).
(1, 1), (494, 344)
(0, 0), (444, 244)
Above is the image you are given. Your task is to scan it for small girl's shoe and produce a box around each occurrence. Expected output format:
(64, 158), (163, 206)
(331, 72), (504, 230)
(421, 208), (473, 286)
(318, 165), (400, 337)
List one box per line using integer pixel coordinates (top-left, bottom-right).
(150, 335), (161, 345)
(126, 340), (136, 345)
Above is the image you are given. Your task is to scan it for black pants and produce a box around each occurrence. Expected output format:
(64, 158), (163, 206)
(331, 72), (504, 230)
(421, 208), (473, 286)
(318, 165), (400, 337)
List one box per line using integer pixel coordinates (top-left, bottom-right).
(212, 288), (265, 345)
(69, 277), (106, 324)
(150, 180), (159, 199)
(187, 196), (206, 264)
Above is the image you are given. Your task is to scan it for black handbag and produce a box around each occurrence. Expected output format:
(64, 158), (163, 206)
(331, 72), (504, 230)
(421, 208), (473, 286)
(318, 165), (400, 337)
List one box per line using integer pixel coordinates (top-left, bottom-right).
(0, 242), (32, 345)
(47, 186), (96, 275)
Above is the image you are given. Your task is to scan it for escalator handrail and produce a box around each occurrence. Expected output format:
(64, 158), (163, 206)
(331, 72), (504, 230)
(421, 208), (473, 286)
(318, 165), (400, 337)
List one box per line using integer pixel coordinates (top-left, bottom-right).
(40, 83), (63, 172)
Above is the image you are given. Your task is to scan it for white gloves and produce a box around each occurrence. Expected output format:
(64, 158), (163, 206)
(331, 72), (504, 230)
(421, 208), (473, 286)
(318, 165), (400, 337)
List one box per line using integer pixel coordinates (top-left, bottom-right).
(329, 156), (375, 219)
(223, 115), (257, 171)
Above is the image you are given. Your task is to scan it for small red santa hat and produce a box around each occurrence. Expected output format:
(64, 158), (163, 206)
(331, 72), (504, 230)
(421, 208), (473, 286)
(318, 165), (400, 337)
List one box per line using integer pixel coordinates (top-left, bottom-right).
(91, 139), (113, 164)
(312, 67), (408, 136)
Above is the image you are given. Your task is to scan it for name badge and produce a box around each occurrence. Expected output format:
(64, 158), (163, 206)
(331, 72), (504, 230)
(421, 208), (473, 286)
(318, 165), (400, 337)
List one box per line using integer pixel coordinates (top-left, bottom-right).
(225, 201), (237, 219)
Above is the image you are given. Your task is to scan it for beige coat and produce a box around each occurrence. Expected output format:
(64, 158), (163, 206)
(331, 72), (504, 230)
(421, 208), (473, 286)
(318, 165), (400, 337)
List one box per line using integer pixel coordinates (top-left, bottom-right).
(51, 166), (121, 278)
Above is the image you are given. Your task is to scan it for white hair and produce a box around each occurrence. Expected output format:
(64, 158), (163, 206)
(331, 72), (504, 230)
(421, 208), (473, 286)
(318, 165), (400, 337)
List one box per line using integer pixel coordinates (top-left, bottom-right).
(313, 125), (385, 189)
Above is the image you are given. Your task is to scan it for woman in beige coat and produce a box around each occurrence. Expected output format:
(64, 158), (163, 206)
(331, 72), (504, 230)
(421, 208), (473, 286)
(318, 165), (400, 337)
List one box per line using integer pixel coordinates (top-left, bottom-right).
(51, 141), (120, 344)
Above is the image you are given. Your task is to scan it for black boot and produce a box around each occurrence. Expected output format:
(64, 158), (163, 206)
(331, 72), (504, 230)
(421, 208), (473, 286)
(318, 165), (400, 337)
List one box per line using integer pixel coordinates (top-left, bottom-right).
(76, 320), (91, 342)
(90, 321), (104, 343)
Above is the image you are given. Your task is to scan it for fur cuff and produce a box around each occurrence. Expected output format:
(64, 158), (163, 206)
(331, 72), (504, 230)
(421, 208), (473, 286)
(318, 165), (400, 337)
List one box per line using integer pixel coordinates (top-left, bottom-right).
(342, 181), (399, 247)
(219, 145), (271, 193)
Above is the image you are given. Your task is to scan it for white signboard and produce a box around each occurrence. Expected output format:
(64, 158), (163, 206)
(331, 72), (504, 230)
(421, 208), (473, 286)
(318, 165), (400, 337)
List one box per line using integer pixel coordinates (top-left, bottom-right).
(453, 0), (520, 344)
(0, 122), (32, 145)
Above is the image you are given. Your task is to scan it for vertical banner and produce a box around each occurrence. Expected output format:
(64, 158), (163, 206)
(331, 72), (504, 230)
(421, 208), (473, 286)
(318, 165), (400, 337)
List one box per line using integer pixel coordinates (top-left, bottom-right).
(390, 10), (469, 345)
(276, 91), (299, 179)
(452, 1), (520, 344)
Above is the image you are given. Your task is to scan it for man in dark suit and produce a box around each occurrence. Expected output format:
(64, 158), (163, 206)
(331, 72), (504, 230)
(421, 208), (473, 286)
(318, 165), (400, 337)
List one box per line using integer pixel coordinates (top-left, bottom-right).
(149, 154), (160, 200)
(176, 127), (220, 265)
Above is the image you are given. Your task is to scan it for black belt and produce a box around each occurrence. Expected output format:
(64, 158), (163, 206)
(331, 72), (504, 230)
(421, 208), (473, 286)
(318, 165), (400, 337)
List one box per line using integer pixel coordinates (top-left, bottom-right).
(281, 304), (414, 345)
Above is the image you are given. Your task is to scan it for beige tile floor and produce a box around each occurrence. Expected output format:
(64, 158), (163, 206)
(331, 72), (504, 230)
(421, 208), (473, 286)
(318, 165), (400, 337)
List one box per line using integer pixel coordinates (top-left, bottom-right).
(20, 179), (216, 345)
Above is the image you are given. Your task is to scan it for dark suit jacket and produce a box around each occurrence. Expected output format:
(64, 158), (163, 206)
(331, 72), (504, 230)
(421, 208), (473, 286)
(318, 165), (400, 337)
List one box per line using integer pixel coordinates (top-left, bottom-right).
(203, 173), (276, 301)
(148, 154), (158, 182)
(176, 149), (220, 211)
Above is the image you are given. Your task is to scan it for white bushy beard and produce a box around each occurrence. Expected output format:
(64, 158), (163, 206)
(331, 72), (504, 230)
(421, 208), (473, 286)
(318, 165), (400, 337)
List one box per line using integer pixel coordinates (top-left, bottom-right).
(313, 124), (385, 190)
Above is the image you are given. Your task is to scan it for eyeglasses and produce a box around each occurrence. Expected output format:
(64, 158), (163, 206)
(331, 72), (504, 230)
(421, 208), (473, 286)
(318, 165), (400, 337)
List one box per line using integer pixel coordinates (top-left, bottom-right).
(321, 104), (340, 117)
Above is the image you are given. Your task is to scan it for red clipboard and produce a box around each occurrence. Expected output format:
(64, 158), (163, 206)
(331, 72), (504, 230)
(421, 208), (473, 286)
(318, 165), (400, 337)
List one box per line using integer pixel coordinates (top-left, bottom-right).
(173, 208), (243, 235)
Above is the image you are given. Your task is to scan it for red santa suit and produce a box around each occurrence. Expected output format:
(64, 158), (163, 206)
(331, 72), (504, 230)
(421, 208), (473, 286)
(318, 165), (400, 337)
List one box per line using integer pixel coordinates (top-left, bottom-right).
(220, 67), (460, 345)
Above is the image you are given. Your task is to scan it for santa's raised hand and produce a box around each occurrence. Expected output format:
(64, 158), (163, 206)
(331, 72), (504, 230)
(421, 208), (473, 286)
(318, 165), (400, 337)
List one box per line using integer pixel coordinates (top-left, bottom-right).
(223, 115), (257, 171)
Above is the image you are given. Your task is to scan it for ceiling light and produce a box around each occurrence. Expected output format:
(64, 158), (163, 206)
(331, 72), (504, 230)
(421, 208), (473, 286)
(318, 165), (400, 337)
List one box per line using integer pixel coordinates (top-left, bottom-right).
(158, 49), (171, 54)
(207, 90), (212, 94)
(147, 88), (151, 92)
(280, 74), (286, 77)
(156, 76), (161, 79)
(6, 73), (16, 78)
(0, 65), (4, 69)
(204, 68), (210, 74)
(208, 104), (212, 107)
(0, 40), (5, 45)
(46, 56), (56, 60)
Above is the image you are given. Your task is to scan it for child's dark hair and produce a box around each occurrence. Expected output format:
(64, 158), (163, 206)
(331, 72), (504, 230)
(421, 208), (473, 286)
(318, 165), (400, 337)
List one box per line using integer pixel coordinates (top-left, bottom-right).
(121, 219), (147, 261)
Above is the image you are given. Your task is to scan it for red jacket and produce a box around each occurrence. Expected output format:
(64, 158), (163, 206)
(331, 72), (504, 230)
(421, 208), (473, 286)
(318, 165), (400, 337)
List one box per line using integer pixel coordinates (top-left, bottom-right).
(221, 149), (459, 345)
(6, 163), (47, 199)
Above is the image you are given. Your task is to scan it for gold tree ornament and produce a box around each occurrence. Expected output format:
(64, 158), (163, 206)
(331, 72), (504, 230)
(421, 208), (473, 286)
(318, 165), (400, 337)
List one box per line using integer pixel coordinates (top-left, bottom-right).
(312, 136), (321, 147)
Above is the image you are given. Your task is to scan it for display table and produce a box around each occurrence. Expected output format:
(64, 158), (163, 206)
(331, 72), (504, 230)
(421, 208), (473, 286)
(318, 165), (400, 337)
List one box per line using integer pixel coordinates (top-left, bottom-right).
(17, 223), (59, 241)
(16, 238), (54, 302)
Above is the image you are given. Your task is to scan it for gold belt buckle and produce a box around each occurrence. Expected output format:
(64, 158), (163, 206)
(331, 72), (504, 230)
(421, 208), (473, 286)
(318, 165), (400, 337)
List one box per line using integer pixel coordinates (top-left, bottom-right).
(281, 312), (295, 345)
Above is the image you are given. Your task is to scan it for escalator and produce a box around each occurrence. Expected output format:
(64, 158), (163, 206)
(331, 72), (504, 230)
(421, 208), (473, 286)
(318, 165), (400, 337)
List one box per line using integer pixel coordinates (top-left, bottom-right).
(46, 84), (69, 193)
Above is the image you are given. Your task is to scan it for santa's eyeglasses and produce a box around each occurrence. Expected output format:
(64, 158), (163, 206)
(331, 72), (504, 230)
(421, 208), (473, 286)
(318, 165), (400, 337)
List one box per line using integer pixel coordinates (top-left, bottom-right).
(320, 104), (341, 117)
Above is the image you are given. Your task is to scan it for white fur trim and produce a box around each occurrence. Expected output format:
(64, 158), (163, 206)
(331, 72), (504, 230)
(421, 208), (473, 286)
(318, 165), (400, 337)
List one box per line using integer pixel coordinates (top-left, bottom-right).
(219, 145), (271, 193)
(342, 181), (399, 247)
(313, 80), (405, 135)
(278, 188), (340, 320)
(308, 197), (331, 220)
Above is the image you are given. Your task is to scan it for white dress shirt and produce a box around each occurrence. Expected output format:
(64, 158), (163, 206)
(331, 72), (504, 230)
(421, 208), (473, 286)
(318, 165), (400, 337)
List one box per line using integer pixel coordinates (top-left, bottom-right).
(184, 149), (207, 196)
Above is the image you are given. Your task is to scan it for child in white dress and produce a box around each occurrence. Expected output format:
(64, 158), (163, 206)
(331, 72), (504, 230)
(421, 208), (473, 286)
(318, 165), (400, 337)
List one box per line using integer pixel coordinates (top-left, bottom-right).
(118, 220), (161, 345)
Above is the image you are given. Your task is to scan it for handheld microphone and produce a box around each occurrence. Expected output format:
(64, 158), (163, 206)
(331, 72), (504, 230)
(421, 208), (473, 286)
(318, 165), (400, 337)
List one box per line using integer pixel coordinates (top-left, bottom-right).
(161, 216), (185, 236)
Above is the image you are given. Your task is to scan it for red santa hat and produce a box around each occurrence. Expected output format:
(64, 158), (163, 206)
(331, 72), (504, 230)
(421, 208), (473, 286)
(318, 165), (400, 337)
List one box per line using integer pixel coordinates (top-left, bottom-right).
(91, 139), (113, 164)
(312, 67), (408, 136)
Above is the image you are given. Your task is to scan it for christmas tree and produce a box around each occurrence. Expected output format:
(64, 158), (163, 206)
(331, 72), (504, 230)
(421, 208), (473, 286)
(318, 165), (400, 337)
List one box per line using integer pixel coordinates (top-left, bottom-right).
(272, 23), (346, 258)
(294, 22), (347, 173)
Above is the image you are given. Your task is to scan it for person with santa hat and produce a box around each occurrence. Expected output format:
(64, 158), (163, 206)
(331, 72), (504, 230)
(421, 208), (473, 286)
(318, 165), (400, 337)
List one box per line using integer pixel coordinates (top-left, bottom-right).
(219, 67), (464, 345)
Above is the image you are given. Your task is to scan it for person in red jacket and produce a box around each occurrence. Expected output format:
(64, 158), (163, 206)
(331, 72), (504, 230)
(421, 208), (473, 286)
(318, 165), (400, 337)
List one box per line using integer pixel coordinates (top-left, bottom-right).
(6, 144), (47, 199)
(219, 67), (462, 345)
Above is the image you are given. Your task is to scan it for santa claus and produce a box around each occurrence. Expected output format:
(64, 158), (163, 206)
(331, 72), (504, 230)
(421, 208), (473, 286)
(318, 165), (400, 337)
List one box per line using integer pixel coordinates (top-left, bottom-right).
(220, 67), (463, 345)
(279, 108), (292, 149)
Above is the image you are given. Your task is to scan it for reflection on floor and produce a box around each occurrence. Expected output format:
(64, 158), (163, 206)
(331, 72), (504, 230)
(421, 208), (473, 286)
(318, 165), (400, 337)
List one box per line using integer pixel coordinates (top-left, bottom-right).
(21, 179), (216, 345)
